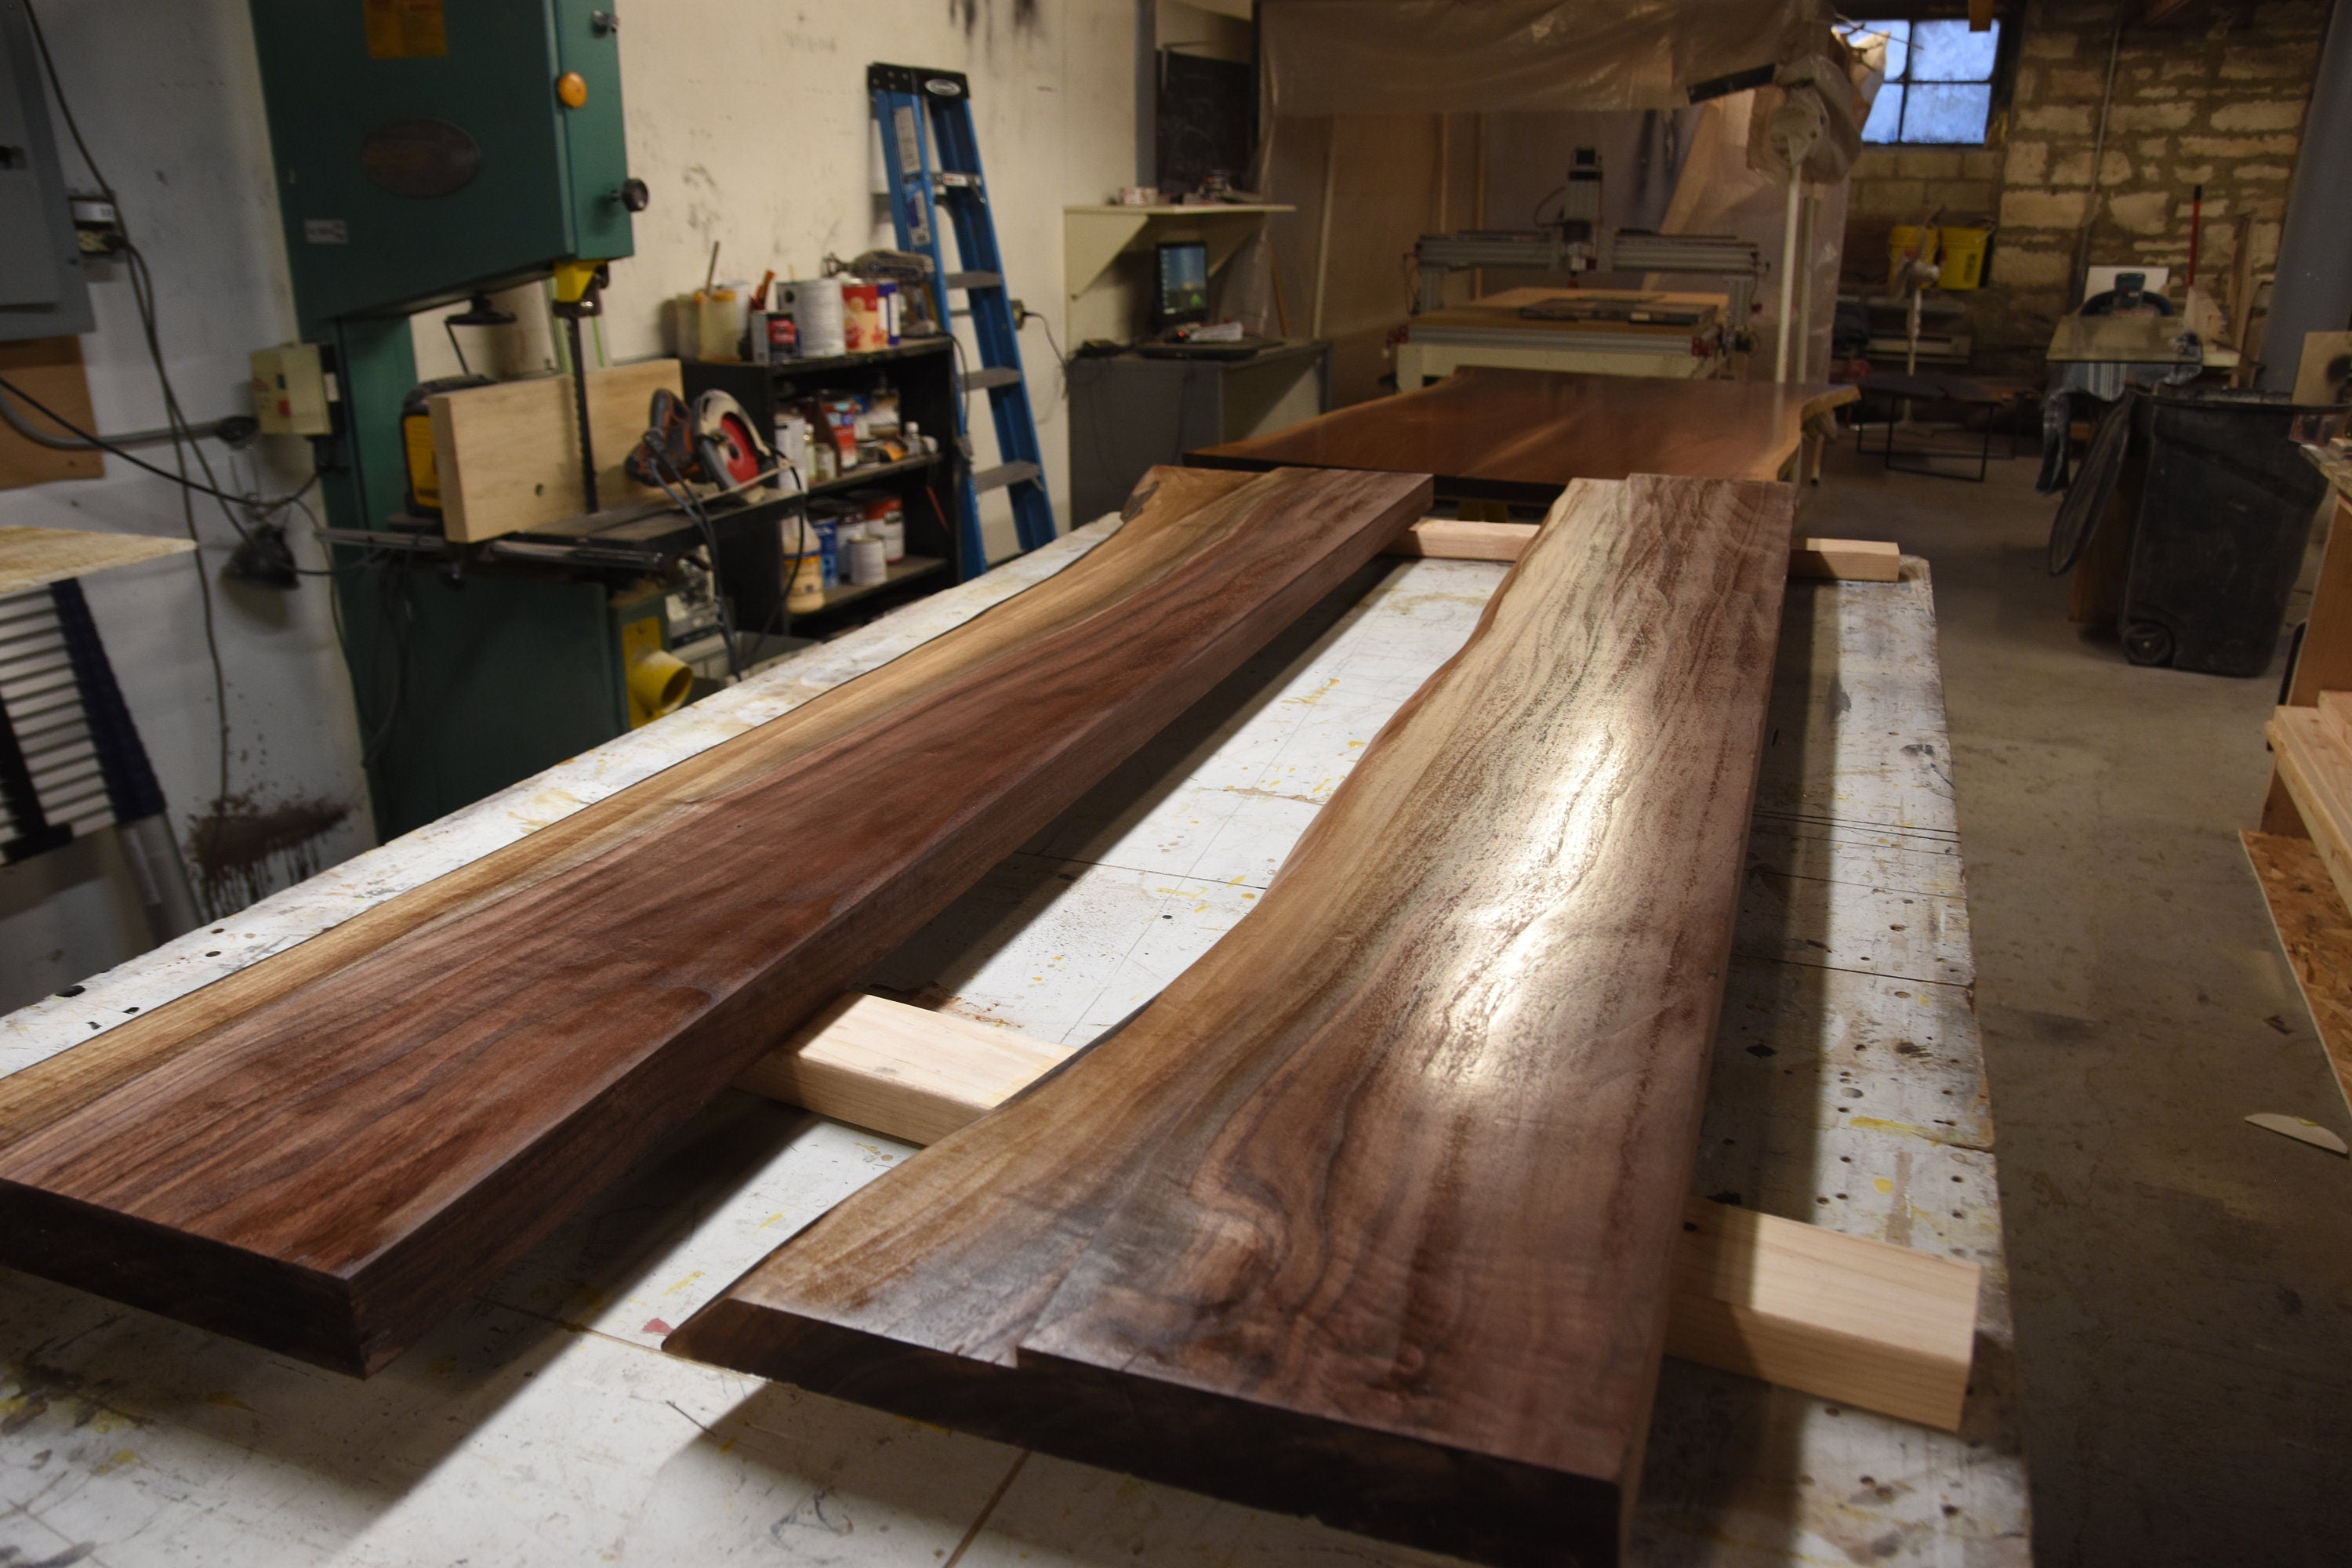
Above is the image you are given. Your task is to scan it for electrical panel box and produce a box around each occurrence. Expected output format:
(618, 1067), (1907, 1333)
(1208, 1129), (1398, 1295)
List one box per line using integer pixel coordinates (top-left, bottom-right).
(0, 0), (95, 342)
(245, 0), (636, 332)
(249, 342), (336, 436)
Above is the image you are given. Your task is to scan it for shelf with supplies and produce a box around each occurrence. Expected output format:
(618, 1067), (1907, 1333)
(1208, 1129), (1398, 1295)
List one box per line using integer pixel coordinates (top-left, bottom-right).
(684, 347), (965, 626)
(796, 448), (951, 503)
(815, 554), (950, 612)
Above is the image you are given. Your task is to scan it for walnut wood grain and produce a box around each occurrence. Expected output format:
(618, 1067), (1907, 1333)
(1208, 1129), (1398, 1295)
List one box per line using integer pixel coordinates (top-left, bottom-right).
(1189, 367), (1858, 503)
(0, 463), (1430, 1375)
(732, 992), (1980, 1431)
(669, 473), (1796, 1568)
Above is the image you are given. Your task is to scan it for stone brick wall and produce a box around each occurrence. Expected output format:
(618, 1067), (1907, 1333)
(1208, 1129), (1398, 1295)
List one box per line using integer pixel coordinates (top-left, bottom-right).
(1841, 0), (2330, 379)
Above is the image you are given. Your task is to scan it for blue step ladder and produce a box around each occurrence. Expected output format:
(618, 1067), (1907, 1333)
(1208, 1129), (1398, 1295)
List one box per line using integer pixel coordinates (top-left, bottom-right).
(868, 64), (1055, 578)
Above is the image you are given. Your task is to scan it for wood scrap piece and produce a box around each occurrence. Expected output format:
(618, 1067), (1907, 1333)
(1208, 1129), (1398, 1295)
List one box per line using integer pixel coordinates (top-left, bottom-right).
(2241, 828), (2352, 1118)
(2244, 1112), (2350, 1156)
(670, 472), (1795, 1568)
(1665, 1197), (1978, 1431)
(430, 359), (682, 542)
(1384, 516), (1900, 582)
(0, 463), (1431, 1376)
(735, 993), (1980, 1430)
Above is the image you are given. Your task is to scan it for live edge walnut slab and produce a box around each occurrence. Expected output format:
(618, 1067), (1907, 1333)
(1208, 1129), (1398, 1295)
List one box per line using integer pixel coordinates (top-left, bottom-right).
(667, 474), (1797, 1568)
(0, 464), (1429, 1377)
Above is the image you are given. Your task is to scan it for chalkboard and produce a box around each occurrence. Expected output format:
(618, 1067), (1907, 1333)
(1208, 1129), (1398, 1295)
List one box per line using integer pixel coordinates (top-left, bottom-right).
(1156, 51), (1255, 198)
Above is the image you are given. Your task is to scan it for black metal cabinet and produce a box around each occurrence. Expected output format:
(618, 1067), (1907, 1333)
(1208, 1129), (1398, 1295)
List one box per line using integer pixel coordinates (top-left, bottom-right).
(684, 339), (965, 630)
(1068, 341), (1329, 524)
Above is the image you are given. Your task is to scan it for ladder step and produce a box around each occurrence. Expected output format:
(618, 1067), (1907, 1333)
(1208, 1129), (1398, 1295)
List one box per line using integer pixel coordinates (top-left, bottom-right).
(964, 366), (1024, 390)
(971, 461), (1042, 493)
(946, 270), (1002, 291)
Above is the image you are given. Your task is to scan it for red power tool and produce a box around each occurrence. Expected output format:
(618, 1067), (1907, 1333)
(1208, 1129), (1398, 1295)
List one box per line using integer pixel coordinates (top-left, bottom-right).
(626, 387), (771, 495)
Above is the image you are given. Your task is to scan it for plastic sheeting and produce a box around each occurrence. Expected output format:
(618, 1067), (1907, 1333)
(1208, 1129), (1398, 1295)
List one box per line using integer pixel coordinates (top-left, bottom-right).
(1262, 0), (1836, 118)
(1246, 0), (1882, 399)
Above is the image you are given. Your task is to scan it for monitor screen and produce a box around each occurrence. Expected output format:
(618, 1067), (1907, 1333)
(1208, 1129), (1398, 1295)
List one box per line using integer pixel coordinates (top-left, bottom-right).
(1155, 241), (1210, 330)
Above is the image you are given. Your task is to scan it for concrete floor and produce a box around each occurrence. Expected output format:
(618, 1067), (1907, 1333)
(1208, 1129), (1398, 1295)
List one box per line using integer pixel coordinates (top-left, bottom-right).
(1804, 437), (2352, 1566)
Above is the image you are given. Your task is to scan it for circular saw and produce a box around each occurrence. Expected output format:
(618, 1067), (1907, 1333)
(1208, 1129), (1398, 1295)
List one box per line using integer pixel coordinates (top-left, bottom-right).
(626, 387), (772, 495)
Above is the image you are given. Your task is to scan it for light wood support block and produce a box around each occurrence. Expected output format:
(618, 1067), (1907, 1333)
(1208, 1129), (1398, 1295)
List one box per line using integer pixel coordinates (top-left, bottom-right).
(735, 993), (1075, 1148)
(1666, 1196), (1978, 1432)
(1384, 517), (1903, 582)
(734, 991), (1980, 1432)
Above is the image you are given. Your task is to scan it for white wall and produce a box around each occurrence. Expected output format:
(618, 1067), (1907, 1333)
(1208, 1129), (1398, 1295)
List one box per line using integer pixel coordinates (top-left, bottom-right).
(0, 0), (1138, 1013)
(416, 0), (1141, 563)
(0, 0), (368, 1014)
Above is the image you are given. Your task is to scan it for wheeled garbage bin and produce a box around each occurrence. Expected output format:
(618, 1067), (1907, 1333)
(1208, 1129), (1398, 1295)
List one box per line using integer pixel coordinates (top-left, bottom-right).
(2119, 388), (2332, 677)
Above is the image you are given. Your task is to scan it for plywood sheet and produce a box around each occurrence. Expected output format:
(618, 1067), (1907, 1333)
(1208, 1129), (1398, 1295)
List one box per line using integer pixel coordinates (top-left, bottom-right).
(2243, 828), (2352, 1118)
(0, 527), (192, 595)
(0, 338), (103, 492)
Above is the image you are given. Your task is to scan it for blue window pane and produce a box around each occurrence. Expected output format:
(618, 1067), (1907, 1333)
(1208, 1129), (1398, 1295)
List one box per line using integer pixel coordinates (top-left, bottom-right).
(1909, 18), (1998, 82)
(1870, 20), (1909, 82)
(1862, 83), (1906, 143)
(1901, 82), (1994, 143)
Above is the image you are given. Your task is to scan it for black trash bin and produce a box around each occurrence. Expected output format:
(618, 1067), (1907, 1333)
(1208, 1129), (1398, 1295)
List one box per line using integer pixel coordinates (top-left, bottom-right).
(2118, 387), (2332, 677)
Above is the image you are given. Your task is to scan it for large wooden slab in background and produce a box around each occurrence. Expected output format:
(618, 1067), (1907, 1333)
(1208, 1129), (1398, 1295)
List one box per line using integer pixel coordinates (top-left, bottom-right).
(670, 473), (1796, 1568)
(1189, 366), (1857, 501)
(0, 463), (1429, 1376)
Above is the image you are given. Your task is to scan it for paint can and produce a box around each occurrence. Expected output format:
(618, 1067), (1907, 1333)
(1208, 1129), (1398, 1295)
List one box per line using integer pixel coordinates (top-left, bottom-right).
(784, 278), (846, 358)
(851, 488), (907, 564)
(847, 534), (890, 587)
(782, 512), (826, 611)
(842, 282), (882, 353)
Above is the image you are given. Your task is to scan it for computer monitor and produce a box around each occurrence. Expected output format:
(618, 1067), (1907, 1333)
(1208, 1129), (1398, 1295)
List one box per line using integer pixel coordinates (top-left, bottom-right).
(1153, 241), (1210, 334)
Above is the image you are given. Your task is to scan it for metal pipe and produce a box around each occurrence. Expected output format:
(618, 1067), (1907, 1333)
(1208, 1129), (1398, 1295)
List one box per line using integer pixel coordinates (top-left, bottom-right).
(0, 385), (241, 451)
(1775, 172), (1802, 383)
(1792, 190), (1814, 383)
(2258, 0), (2352, 394)
(2068, 9), (2127, 306)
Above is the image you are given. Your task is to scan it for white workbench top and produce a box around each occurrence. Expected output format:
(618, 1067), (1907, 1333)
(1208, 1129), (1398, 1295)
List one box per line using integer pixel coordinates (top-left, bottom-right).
(0, 517), (2030, 1566)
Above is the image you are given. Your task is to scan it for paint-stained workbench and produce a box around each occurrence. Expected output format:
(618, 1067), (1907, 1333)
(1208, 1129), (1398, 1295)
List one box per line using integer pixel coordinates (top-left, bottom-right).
(0, 515), (2030, 1566)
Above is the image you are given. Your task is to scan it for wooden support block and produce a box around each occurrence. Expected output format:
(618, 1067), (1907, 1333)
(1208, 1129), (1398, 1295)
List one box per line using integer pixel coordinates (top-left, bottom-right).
(1790, 537), (1903, 583)
(735, 993), (1073, 1147)
(734, 992), (1980, 1432)
(1385, 517), (1902, 582)
(1666, 1196), (1978, 1432)
(1381, 516), (1532, 561)
(429, 358), (683, 543)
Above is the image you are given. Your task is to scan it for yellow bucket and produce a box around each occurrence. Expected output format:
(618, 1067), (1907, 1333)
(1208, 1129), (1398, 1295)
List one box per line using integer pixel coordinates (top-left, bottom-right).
(1888, 225), (1991, 291)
